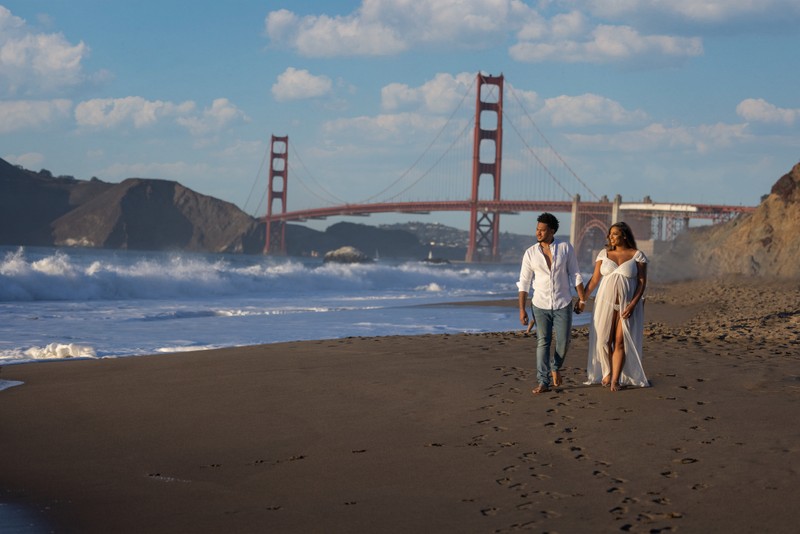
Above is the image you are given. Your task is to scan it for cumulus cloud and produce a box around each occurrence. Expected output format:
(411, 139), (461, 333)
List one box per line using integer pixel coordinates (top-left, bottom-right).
(264, 1), (710, 65)
(272, 67), (333, 101)
(322, 112), (448, 142)
(567, 122), (750, 154)
(736, 98), (799, 126)
(176, 98), (250, 136)
(537, 94), (647, 127)
(0, 99), (72, 133)
(0, 6), (91, 96)
(576, 0), (800, 25)
(265, 0), (527, 57)
(74, 97), (195, 129)
(381, 72), (476, 113)
(74, 96), (249, 136)
(511, 20), (702, 64)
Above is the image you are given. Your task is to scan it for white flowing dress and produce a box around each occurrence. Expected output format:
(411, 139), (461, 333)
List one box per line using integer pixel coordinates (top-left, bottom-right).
(585, 248), (650, 387)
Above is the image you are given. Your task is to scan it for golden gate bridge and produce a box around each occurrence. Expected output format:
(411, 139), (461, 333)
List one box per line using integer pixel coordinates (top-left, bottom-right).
(257, 73), (754, 263)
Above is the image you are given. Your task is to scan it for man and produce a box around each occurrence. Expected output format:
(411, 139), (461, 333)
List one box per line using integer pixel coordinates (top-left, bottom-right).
(518, 213), (587, 395)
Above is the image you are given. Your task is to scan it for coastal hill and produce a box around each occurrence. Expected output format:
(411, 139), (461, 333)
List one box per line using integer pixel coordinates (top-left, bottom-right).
(50, 178), (263, 253)
(656, 162), (800, 279)
(0, 158), (262, 253)
(0, 158), (432, 257)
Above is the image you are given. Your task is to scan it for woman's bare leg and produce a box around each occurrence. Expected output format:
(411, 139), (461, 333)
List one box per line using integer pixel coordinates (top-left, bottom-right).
(602, 311), (617, 386)
(610, 316), (626, 391)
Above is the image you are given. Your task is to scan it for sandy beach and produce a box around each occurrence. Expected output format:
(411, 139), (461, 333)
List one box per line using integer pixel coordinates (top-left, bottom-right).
(1, 276), (798, 533)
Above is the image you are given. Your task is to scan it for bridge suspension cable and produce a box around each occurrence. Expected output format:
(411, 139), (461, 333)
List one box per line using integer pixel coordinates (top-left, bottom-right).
(288, 142), (348, 205)
(381, 111), (475, 202)
(243, 143), (270, 216)
(359, 79), (475, 204)
(506, 86), (600, 201)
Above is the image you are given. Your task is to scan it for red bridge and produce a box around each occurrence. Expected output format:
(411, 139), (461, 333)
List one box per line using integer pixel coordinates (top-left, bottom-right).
(260, 74), (754, 263)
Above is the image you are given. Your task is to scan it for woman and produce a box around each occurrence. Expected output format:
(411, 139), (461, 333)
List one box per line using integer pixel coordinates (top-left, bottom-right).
(582, 222), (650, 391)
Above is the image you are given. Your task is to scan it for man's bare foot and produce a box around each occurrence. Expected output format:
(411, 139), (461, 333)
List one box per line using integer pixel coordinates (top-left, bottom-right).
(551, 371), (563, 387)
(532, 384), (550, 395)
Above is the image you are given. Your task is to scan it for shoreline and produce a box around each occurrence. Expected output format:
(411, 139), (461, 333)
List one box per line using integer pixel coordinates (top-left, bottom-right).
(0, 277), (798, 533)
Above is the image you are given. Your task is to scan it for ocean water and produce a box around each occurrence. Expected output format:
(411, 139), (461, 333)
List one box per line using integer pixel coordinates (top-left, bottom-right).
(0, 245), (590, 367)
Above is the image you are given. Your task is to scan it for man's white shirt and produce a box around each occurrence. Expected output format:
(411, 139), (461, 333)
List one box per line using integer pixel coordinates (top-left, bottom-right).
(517, 238), (583, 310)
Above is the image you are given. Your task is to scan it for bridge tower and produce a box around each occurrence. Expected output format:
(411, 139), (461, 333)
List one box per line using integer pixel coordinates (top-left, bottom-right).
(466, 74), (504, 262)
(264, 135), (289, 255)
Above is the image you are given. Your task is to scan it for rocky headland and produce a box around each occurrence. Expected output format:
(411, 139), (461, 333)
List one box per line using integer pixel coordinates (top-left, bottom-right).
(654, 162), (800, 280)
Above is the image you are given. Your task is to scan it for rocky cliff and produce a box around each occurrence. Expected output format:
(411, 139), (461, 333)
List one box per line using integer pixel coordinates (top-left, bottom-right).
(0, 158), (428, 257)
(656, 162), (800, 279)
(50, 178), (263, 253)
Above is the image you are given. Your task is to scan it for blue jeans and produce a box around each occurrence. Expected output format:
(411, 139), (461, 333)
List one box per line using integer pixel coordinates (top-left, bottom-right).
(531, 304), (573, 386)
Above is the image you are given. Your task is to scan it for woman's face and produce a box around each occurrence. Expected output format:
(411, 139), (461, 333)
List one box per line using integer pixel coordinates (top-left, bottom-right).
(608, 227), (626, 248)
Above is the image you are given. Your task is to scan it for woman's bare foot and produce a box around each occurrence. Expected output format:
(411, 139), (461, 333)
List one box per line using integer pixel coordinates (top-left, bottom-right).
(610, 382), (623, 392)
(601, 375), (611, 387)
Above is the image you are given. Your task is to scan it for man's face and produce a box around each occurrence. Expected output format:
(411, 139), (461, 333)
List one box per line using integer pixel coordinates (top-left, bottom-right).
(536, 222), (555, 244)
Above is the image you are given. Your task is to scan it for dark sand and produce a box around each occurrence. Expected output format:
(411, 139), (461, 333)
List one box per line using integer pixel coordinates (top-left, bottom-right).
(1, 276), (798, 533)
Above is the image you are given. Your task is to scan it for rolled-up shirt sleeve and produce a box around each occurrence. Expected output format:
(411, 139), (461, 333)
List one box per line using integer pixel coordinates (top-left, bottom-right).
(517, 250), (533, 293)
(566, 244), (583, 288)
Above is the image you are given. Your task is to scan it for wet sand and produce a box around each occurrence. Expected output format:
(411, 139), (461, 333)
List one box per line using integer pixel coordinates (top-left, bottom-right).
(0, 276), (798, 533)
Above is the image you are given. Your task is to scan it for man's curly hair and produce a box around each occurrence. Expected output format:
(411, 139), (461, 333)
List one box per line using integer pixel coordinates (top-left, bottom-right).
(537, 212), (559, 233)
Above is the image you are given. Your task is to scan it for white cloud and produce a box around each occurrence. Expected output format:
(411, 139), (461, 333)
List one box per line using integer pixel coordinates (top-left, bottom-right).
(567, 122), (750, 154)
(0, 99), (72, 133)
(537, 94), (647, 127)
(264, 1), (709, 65)
(575, 0), (800, 25)
(736, 98), (799, 126)
(381, 72), (476, 113)
(0, 6), (91, 96)
(176, 98), (250, 136)
(511, 23), (702, 64)
(74, 96), (195, 129)
(3, 151), (44, 169)
(322, 112), (448, 143)
(272, 68), (333, 101)
(265, 0), (529, 57)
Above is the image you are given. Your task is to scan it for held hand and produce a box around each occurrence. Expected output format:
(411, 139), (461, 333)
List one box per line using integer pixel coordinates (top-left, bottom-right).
(574, 300), (586, 314)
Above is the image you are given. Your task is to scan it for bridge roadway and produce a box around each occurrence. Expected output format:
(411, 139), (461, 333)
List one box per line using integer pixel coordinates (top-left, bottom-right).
(263, 199), (755, 223)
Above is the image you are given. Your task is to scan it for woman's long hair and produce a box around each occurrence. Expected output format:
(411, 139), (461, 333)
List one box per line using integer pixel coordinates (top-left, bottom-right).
(606, 222), (637, 250)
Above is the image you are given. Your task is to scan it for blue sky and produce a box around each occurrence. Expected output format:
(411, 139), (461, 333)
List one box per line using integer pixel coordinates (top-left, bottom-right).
(2, 0), (799, 235)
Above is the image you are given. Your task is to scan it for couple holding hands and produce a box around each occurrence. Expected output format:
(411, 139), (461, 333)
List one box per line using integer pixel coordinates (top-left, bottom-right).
(517, 213), (650, 394)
